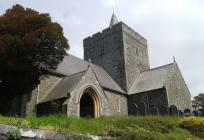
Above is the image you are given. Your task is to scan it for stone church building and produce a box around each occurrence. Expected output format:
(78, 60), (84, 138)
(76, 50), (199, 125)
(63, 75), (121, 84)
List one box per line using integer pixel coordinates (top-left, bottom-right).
(22, 14), (192, 118)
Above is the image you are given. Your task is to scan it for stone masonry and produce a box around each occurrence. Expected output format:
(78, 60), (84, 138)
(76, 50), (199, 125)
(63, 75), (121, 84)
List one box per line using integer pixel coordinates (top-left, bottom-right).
(18, 13), (192, 117)
(84, 22), (150, 91)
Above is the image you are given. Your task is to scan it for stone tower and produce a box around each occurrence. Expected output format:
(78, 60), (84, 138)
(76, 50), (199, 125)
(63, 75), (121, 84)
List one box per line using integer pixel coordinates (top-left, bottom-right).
(83, 13), (150, 91)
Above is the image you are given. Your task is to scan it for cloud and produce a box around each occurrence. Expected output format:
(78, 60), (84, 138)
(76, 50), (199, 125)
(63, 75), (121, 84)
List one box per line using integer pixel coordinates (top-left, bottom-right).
(0, 0), (203, 97)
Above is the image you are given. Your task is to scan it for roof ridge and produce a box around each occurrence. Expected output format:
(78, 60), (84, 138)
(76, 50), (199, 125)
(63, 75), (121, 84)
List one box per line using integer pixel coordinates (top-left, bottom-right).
(66, 70), (86, 78)
(128, 63), (174, 95)
(141, 63), (173, 73)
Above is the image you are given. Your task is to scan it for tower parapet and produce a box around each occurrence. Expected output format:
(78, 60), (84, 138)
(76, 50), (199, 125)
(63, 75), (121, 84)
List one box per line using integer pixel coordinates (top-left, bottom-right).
(84, 17), (150, 91)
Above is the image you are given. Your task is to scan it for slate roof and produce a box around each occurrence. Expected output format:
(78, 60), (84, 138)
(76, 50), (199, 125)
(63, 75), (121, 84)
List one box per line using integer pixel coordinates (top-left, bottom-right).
(39, 71), (86, 103)
(56, 54), (88, 76)
(38, 54), (125, 104)
(128, 63), (174, 95)
(56, 54), (125, 93)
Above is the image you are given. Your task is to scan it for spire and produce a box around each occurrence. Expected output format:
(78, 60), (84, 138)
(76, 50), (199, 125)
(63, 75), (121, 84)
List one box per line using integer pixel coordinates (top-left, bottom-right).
(109, 12), (118, 28)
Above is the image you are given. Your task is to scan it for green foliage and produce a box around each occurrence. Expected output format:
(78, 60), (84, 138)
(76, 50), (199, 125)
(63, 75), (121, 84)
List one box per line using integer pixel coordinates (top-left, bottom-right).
(107, 124), (159, 140)
(0, 115), (203, 140)
(6, 129), (21, 140)
(179, 117), (204, 138)
(102, 116), (181, 140)
(0, 4), (69, 97)
(193, 93), (204, 111)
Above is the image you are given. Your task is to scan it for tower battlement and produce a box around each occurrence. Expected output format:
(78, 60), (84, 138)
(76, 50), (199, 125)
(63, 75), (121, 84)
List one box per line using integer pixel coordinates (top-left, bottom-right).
(84, 22), (147, 48)
(83, 15), (150, 91)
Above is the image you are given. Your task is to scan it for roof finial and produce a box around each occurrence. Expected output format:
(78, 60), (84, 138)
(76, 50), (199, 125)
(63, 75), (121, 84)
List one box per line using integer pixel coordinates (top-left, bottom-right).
(173, 56), (176, 63)
(109, 12), (118, 28)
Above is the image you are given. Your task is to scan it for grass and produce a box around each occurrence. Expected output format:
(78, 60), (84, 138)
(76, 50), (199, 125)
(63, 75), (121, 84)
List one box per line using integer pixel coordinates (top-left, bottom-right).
(0, 115), (203, 140)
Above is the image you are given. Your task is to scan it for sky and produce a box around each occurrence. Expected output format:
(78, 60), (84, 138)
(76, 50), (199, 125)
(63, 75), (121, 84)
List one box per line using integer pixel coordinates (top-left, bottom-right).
(0, 0), (203, 97)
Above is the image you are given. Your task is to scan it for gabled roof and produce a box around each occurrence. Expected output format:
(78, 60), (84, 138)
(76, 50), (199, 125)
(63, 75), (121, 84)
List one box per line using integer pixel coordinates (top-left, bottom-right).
(128, 63), (174, 95)
(38, 54), (125, 104)
(56, 54), (88, 76)
(91, 64), (125, 94)
(38, 71), (86, 104)
(56, 54), (125, 94)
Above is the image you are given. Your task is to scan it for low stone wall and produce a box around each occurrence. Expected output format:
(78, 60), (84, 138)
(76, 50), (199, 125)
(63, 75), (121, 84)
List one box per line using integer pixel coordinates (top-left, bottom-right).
(0, 124), (112, 140)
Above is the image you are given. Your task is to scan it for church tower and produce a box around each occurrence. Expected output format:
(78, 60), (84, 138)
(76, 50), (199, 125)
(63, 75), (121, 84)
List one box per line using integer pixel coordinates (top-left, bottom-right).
(83, 14), (150, 91)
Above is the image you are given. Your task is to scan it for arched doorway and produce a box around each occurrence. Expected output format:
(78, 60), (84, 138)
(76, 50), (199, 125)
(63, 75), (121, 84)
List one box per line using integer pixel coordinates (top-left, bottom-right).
(79, 87), (101, 118)
(80, 93), (94, 118)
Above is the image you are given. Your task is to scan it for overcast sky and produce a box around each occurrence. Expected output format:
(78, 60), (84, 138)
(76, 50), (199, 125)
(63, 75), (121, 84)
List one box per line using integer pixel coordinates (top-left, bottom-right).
(1, 0), (203, 97)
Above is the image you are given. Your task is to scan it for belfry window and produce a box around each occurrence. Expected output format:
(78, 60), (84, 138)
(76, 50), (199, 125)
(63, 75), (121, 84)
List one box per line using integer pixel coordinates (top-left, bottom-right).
(99, 46), (105, 56)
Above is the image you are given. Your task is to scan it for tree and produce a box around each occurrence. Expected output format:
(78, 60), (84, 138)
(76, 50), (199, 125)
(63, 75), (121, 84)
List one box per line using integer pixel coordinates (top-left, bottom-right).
(0, 4), (69, 97)
(193, 93), (204, 108)
(192, 93), (204, 115)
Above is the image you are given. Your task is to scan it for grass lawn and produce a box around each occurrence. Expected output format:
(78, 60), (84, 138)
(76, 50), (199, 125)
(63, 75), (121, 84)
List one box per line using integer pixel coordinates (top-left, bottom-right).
(0, 115), (203, 140)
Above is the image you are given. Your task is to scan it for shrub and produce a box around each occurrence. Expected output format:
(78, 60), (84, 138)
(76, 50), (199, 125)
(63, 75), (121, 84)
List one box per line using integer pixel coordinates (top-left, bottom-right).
(179, 117), (204, 138)
(106, 122), (159, 140)
(119, 125), (158, 140)
(0, 115), (200, 139)
(7, 117), (30, 128)
(6, 129), (21, 140)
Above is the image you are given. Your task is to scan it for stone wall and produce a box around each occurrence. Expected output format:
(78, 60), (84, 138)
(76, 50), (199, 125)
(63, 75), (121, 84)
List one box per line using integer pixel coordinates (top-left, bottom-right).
(67, 66), (110, 117)
(166, 63), (192, 112)
(37, 67), (128, 117)
(105, 90), (128, 116)
(21, 74), (62, 116)
(0, 124), (111, 140)
(84, 23), (127, 91)
(21, 89), (38, 116)
(84, 22), (150, 91)
(122, 23), (150, 90)
(128, 88), (169, 115)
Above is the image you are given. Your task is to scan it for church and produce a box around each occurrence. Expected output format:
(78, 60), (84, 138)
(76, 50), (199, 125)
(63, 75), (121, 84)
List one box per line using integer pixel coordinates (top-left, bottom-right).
(22, 14), (192, 118)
